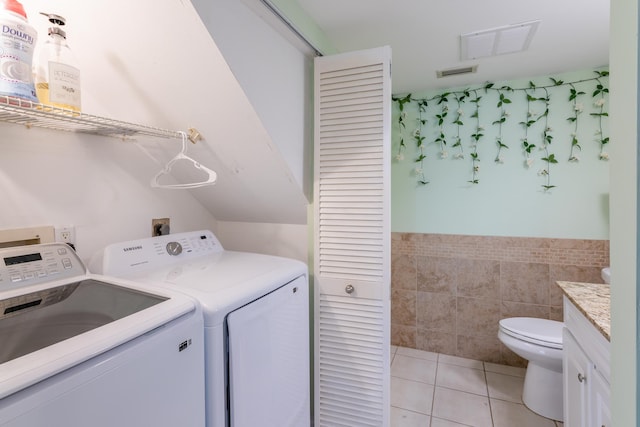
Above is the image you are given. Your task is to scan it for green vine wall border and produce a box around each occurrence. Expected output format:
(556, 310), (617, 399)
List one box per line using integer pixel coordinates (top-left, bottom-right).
(393, 70), (609, 190)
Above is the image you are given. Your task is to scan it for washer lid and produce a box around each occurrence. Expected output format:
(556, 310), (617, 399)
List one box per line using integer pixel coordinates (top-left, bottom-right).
(499, 317), (563, 348)
(0, 274), (198, 400)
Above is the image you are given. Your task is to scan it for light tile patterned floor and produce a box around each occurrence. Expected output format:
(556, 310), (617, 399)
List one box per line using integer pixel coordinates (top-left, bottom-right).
(391, 346), (564, 427)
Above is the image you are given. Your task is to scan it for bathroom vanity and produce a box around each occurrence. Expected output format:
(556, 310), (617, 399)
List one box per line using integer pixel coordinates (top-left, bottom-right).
(557, 281), (611, 427)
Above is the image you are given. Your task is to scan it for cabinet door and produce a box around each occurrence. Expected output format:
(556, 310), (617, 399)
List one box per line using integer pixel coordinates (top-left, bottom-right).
(590, 369), (611, 427)
(563, 329), (590, 427)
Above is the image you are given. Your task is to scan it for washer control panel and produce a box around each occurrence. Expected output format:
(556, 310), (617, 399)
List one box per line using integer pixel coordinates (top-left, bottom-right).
(0, 243), (85, 291)
(151, 231), (221, 258)
(96, 230), (223, 276)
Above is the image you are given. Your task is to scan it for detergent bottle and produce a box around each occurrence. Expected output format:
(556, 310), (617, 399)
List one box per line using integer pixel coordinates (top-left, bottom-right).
(34, 13), (81, 112)
(0, 0), (38, 103)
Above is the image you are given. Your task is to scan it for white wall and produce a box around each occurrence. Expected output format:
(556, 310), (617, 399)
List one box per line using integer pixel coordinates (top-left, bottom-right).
(0, 125), (217, 264)
(0, 0), (312, 263)
(189, 0), (314, 260)
(216, 221), (308, 263)
(24, 0), (308, 227)
(609, 0), (637, 424)
(191, 0), (315, 199)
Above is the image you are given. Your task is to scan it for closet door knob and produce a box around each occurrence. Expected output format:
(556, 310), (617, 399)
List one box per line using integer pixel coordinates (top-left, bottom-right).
(345, 284), (355, 294)
(577, 373), (586, 383)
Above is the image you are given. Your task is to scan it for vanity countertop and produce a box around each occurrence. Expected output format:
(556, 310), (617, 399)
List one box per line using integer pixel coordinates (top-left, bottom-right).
(557, 281), (610, 341)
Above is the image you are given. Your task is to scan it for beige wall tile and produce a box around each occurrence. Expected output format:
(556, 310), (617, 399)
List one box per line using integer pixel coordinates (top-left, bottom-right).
(457, 297), (501, 337)
(417, 292), (456, 332)
(457, 259), (500, 299)
(549, 305), (564, 321)
(417, 329), (456, 355)
(501, 301), (549, 319)
(390, 232), (609, 364)
(392, 253), (417, 291)
(392, 289), (416, 326)
(457, 334), (502, 364)
(392, 324), (416, 348)
(417, 256), (457, 294)
(500, 262), (550, 305)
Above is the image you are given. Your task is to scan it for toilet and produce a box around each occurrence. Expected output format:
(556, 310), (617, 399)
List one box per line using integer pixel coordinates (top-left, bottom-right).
(498, 317), (564, 421)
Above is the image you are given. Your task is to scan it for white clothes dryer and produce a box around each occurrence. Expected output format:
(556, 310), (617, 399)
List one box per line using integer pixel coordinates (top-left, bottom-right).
(0, 243), (205, 427)
(92, 230), (310, 427)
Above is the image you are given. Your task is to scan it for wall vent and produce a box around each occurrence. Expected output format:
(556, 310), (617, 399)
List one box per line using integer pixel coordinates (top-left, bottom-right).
(436, 65), (478, 78)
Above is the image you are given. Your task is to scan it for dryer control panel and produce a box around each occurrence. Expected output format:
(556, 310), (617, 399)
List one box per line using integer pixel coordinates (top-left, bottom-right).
(0, 243), (85, 291)
(95, 230), (223, 276)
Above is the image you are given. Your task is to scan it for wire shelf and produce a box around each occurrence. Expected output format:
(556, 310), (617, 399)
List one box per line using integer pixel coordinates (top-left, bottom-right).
(0, 96), (182, 140)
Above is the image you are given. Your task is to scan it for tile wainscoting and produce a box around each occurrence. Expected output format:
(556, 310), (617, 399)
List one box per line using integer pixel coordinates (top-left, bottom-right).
(391, 232), (609, 366)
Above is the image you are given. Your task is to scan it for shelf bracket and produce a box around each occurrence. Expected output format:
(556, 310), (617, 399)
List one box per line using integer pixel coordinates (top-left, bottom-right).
(187, 127), (202, 144)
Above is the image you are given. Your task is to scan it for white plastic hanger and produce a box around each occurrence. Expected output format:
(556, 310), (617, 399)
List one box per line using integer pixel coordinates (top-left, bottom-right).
(151, 131), (217, 189)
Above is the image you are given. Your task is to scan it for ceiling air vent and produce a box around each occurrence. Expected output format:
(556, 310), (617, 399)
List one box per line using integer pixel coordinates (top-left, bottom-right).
(460, 20), (540, 60)
(437, 65), (478, 78)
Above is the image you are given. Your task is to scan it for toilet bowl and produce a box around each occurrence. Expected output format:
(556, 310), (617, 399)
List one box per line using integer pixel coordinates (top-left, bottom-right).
(498, 317), (564, 421)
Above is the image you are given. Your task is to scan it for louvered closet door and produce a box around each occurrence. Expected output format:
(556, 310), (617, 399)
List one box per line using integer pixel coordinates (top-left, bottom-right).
(314, 46), (391, 427)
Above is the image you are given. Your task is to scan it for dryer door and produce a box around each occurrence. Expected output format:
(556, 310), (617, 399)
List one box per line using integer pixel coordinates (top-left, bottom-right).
(227, 275), (310, 427)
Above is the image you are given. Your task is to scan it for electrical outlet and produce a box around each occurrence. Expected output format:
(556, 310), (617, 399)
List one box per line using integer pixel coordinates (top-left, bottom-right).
(54, 225), (76, 247)
(152, 218), (170, 236)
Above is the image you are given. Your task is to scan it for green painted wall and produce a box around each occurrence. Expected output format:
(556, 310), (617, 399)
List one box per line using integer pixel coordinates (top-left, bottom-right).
(392, 69), (610, 239)
(609, 0), (637, 423)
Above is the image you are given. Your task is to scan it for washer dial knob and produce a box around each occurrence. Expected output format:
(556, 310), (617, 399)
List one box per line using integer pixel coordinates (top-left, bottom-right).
(166, 241), (183, 256)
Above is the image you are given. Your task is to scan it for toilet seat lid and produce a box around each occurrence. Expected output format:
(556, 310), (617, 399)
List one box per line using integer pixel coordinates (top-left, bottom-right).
(499, 317), (563, 349)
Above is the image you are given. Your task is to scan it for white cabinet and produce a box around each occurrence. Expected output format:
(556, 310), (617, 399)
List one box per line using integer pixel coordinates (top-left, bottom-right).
(563, 297), (611, 427)
(563, 331), (590, 426)
(590, 365), (612, 427)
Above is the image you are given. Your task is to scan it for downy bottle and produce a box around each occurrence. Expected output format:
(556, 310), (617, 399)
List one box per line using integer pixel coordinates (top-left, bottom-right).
(0, 0), (38, 103)
(34, 13), (81, 112)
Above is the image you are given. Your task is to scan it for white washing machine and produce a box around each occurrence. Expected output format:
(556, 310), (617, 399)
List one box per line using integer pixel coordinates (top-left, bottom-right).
(0, 242), (205, 427)
(92, 230), (310, 427)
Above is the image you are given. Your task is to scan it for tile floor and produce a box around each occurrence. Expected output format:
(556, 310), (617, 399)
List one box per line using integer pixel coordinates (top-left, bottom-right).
(391, 346), (564, 427)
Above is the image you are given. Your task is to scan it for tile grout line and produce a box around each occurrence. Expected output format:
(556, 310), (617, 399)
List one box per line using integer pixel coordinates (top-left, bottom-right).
(428, 353), (440, 427)
(392, 348), (556, 427)
(483, 362), (496, 427)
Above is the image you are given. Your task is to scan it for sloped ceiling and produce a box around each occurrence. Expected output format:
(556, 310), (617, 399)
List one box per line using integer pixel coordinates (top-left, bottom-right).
(22, 0), (308, 224)
(294, 0), (610, 94)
